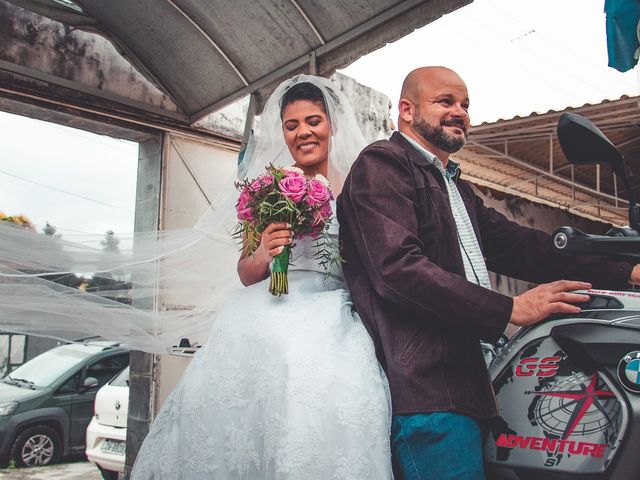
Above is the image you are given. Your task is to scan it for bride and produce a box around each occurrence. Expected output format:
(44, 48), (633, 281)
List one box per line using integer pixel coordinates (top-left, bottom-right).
(129, 75), (393, 479)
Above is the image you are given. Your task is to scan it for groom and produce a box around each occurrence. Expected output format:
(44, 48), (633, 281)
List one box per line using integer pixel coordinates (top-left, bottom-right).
(337, 66), (639, 479)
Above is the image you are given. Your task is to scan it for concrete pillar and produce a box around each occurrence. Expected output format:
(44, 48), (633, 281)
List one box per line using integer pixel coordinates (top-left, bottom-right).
(124, 135), (163, 478)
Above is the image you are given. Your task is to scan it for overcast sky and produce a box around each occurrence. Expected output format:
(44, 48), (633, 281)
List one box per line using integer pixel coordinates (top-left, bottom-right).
(1, 0), (637, 236)
(0, 114), (138, 236)
(341, 0), (638, 122)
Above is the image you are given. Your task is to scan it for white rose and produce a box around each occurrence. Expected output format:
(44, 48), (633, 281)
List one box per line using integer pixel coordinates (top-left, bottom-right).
(284, 166), (305, 175)
(314, 174), (330, 186)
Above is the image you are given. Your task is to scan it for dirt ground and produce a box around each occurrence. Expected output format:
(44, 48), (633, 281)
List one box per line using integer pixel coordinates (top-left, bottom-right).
(0, 459), (103, 479)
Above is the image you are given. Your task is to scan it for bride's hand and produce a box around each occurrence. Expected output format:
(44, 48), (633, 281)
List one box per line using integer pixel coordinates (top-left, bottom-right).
(256, 223), (292, 263)
(238, 223), (292, 286)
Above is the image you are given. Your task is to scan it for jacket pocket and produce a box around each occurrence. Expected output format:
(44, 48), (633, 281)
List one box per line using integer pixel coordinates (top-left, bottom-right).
(397, 329), (428, 364)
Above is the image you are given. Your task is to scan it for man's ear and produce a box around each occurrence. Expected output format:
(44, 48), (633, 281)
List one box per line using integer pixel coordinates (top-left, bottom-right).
(398, 98), (414, 124)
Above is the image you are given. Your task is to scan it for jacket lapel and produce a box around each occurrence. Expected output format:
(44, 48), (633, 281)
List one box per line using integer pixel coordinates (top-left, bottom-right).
(389, 131), (486, 261)
(390, 132), (446, 188)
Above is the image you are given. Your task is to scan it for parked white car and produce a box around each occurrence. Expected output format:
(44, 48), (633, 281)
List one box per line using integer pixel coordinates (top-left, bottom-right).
(85, 366), (128, 480)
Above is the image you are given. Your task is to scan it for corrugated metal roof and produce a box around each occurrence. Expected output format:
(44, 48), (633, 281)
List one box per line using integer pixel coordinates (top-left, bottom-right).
(475, 95), (637, 127)
(454, 95), (640, 226)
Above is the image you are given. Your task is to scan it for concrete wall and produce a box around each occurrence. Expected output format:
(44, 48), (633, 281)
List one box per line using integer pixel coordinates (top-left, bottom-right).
(333, 72), (394, 142)
(155, 133), (239, 409)
(161, 135), (239, 229)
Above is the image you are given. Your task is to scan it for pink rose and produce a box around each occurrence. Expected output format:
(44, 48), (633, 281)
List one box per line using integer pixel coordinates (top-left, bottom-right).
(251, 175), (274, 191)
(320, 201), (333, 218)
(279, 175), (307, 203)
(236, 188), (253, 221)
(312, 202), (333, 226)
(284, 169), (306, 183)
(306, 178), (331, 207)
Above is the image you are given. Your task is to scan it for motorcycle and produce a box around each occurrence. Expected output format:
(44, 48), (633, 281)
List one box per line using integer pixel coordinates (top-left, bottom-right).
(484, 112), (640, 479)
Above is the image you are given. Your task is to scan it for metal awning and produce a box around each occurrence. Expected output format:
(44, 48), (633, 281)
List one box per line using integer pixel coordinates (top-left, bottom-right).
(1, 0), (472, 127)
(455, 96), (640, 226)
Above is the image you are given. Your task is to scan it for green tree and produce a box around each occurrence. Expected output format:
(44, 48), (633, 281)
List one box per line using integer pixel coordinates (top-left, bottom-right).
(101, 230), (120, 254)
(43, 222), (61, 238)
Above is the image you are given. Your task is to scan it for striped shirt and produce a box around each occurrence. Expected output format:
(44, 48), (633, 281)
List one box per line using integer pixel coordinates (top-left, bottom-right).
(400, 133), (491, 290)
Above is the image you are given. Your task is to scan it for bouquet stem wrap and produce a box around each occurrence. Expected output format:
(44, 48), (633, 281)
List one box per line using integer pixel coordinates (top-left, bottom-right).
(269, 245), (290, 296)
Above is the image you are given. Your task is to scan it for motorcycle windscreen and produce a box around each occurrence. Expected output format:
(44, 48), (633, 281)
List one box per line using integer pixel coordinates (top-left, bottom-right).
(485, 336), (627, 474)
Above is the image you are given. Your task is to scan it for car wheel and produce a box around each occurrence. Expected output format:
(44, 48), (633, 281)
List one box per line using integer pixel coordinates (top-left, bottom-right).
(97, 465), (120, 480)
(11, 425), (61, 467)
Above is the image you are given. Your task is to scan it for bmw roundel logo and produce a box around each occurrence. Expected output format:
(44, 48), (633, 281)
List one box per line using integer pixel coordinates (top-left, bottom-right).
(618, 351), (640, 394)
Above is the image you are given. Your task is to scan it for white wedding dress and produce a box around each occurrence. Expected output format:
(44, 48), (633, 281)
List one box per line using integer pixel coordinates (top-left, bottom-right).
(130, 213), (393, 479)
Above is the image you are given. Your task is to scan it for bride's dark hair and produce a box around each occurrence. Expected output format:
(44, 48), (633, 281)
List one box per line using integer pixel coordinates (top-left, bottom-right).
(279, 82), (327, 117)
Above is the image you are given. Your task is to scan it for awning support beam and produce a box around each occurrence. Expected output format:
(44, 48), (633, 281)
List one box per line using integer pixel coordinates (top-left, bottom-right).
(165, 0), (249, 87)
(239, 93), (258, 166)
(309, 52), (317, 75)
(290, 0), (326, 45)
(0, 59), (190, 123)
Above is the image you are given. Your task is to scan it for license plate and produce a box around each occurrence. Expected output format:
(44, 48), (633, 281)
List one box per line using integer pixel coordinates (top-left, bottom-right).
(101, 439), (125, 455)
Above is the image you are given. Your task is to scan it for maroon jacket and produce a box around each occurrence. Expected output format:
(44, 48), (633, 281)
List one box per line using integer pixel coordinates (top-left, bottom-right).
(337, 132), (634, 419)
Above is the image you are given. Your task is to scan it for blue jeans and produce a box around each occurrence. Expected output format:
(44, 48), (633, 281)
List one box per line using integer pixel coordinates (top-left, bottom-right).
(391, 412), (485, 480)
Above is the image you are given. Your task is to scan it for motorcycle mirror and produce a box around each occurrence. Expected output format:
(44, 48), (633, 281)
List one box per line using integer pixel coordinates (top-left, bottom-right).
(557, 113), (624, 171)
(557, 112), (639, 231)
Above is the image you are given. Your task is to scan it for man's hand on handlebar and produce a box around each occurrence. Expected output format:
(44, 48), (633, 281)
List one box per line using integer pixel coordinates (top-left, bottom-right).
(510, 280), (592, 327)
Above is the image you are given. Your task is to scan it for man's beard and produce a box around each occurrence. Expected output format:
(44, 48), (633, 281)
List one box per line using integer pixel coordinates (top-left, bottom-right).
(414, 116), (468, 154)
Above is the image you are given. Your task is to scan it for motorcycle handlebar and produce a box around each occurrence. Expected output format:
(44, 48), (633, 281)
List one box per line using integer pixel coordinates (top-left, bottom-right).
(552, 226), (640, 261)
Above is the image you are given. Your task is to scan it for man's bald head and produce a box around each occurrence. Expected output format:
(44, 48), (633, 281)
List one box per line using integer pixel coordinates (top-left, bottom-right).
(400, 67), (466, 104)
(397, 67), (470, 163)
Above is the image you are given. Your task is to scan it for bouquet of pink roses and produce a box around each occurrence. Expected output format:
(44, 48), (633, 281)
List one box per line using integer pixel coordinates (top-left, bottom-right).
(234, 165), (334, 296)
